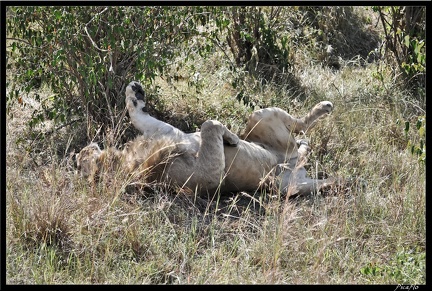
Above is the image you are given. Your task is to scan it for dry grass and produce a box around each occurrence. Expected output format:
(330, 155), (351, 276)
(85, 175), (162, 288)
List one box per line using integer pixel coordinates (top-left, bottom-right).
(6, 7), (425, 285)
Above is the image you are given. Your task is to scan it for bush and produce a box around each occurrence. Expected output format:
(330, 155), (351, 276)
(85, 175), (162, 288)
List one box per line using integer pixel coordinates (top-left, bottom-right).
(6, 6), (297, 144)
(373, 6), (425, 95)
(6, 6), (211, 142)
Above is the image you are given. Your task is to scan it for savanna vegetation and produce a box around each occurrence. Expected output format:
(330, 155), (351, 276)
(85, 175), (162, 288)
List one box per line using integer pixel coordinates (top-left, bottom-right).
(5, 6), (425, 284)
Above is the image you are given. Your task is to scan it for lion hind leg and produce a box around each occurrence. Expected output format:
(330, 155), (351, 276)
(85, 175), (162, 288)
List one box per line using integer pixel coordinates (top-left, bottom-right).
(289, 176), (334, 197)
(296, 139), (311, 167)
(276, 166), (335, 197)
(297, 101), (333, 133)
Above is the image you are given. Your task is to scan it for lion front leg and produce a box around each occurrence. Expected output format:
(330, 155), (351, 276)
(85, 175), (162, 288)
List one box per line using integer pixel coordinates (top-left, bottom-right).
(125, 81), (184, 137)
(125, 81), (154, 135)
(125, 81), (148, 121)
(188, 120), (239, 194)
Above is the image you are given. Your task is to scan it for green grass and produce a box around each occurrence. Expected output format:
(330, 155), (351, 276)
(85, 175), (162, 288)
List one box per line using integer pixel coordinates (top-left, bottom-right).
(6, 7), (425, 285)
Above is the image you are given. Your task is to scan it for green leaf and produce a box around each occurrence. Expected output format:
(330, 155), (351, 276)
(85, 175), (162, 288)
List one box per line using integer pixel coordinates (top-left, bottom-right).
(404, 35), (410, 48)
(416, 118), (423, 130)
(54, 10), (62, 20)
(404, 121), (410, 133)
(360, 266), (371, 275)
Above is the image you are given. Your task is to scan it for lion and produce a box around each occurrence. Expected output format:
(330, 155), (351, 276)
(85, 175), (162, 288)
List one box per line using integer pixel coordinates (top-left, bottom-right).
(77, 81), (336, 197)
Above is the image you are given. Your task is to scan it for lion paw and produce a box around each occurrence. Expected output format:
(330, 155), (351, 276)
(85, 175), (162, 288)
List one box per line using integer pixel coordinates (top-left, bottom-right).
(125, 81), (148, 113)
(224, 133), (239, 147)
(128, 81), (145, 101)
(318, 101), (333, 113)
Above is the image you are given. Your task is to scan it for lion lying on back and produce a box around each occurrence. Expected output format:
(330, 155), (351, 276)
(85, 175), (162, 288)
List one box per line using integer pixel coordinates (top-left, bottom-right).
(77, 81), (336, 197)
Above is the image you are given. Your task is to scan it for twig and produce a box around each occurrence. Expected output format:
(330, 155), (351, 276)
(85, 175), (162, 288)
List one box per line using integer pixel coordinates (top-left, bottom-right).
(45, 118), (83, 136)
(84, 7), (110, 53)
(98, 80), (115, 130)
(331, 82), (343, 99)
(83, 7), (114, 72)
(6, 37), (32, 46)
(212, 35), (237, 70)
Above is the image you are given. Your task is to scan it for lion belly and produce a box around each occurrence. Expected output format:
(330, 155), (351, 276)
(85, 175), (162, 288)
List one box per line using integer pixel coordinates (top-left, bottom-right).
(221, 141), (278, 192)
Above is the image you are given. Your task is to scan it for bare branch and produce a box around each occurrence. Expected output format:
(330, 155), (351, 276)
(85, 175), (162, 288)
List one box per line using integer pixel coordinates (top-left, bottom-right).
(84, 7), (110, 52)
(6, 37), (33, 46)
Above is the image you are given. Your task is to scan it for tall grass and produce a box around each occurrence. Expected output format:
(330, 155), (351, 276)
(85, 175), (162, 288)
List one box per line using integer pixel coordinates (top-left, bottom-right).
(6, 7), (425, 285)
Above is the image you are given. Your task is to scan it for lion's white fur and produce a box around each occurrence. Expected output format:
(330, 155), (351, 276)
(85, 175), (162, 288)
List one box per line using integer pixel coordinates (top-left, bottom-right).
(77, 81), (335, 196)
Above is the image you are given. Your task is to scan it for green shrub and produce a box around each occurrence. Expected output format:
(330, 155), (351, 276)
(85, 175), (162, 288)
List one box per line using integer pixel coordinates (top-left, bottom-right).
(403, 116), (425, 164)
(6, 6), (297, 144)
(6, 6), (211, 138)
(373, 6), (425, 95)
